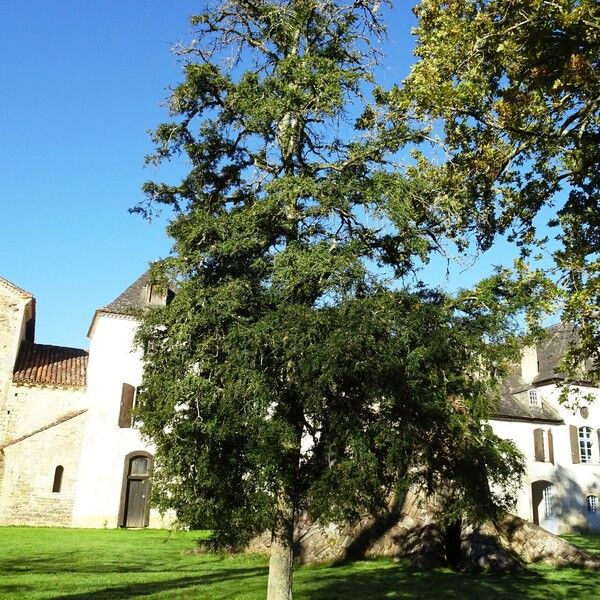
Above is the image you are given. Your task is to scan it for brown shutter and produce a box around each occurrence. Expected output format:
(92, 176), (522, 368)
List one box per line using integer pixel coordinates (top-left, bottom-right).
(534, 429), (545, 462)
(119, 383), (135, 428)
(570, 425), (580, 464)
(547, 429), (554, 464)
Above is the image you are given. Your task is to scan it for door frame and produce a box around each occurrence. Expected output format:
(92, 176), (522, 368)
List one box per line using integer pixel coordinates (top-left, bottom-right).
(531, 479), (557, 533)
(118, 450), (153, 527)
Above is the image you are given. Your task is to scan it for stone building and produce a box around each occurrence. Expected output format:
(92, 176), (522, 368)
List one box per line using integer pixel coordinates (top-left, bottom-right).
(0, 272), (170, 528)
(0, 273), (599, 533)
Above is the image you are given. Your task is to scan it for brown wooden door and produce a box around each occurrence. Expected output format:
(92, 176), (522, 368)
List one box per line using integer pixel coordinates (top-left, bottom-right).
(122, 455), (151, 528)
(125, 478), (148, 528)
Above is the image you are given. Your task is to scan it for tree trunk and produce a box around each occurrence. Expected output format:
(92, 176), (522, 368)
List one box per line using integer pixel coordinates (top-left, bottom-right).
(267, 497), (294, 600)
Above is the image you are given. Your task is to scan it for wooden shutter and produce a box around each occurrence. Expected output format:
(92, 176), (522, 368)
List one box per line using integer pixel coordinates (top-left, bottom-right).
(534, 429), (545, 462)
(547, 429), (554, 464)
(119, 383), (135, 428)
(570, 425), (580, 464)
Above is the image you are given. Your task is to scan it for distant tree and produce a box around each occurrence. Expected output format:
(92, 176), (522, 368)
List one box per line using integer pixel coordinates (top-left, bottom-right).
(394, 0), (600, 376)
(133, 2), (547, 598)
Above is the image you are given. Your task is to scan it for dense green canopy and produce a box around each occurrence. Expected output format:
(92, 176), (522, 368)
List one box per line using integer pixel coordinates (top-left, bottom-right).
(130, 1), (569, 597)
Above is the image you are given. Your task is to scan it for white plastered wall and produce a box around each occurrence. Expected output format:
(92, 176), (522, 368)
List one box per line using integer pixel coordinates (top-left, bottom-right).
(490, 384), (600, 533)
(72, 313), (170, 528)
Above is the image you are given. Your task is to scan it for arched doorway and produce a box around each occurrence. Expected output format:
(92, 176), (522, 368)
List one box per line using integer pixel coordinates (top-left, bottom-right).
(531, 480), (557, 533)
(118, 451), (153, 528)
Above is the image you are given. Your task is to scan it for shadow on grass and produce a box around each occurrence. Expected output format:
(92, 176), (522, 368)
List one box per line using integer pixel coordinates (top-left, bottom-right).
(47, 567), (267, 600)
(0, 555), (199, 576)
(297, 562), (600, 600)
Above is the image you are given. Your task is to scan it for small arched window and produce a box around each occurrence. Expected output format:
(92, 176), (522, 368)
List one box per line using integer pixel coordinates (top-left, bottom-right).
(587, 495), (598, 514)
(52, 465), (64, 493)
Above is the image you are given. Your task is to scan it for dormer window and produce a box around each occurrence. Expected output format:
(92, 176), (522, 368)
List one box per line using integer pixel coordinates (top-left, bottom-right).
(146, 283), (166, 305)
(144, 283), (174, 306)
(529, 389), (540, 407)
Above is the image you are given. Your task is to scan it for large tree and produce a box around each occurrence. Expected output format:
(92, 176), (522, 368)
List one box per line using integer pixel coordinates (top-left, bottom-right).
(393, 0), (600, 376)
(134, 2), (544, 598)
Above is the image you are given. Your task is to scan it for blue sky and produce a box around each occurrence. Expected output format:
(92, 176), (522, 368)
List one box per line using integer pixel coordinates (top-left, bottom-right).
(0, 2), (535, 349)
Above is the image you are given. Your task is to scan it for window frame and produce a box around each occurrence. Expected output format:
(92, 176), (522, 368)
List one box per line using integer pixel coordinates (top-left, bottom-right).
(529, 389), (540, 407)
(579, 426), (593, 464)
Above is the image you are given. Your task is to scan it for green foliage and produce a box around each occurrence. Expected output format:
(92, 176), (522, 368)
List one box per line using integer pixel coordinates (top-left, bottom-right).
(134, 0), (542, 557)
(397, 0), (600, 377)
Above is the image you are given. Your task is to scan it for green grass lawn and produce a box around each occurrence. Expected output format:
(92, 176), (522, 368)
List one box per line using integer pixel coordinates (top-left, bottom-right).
(1, 527), (600, 599)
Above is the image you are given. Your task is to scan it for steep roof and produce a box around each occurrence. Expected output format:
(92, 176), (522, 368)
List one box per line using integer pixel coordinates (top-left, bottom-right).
(493, 378), (563, 423)
(0, 276), (33, 299)
(88, 269), (176, 338)
(13, 341), (88, 387)
(491, 323), (590, 423)
(99, 270), (152, 315)
(532, 322), (590, 384)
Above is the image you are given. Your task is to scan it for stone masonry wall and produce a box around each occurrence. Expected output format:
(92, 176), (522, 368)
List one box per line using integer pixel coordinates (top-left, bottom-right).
(0, 286), (27, 439)
(0, 384), (87, 526)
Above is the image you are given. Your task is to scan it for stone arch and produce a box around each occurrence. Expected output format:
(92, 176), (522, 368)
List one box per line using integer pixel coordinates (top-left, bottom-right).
(531, 480), (557, 533)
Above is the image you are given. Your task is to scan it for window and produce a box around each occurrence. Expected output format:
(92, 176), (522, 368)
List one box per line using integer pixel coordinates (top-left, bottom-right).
(131, 387), (143, 428)
(129, 456), (149, 476)
(587, 495), (599, 514)
(529, 389), (540, 407)
(533, 429), (554, 463)
(543, 485), (554, 519)
(579, 426), (593, 463)
(531, 480), (555, 526)
(580, 406), (590, 419)
(145, 283), (174, 306)
(52, 465), (64, 493)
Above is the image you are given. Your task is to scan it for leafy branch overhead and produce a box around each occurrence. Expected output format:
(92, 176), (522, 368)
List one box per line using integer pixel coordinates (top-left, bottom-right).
(391, 0), (600, 373)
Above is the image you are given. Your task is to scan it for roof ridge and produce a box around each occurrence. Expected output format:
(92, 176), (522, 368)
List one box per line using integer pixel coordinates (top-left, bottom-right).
(22, 340), (88, 355)
(0, 276), (33, 298)
(99, 269), (151, 315)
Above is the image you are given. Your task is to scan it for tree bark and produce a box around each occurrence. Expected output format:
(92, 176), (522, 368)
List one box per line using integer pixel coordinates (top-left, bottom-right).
(267, 496), (295, 600)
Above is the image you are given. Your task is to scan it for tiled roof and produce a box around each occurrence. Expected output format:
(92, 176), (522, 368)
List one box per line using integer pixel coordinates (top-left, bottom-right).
(13, 342), (88, 387)
(99, 270), (152, 315)
(491, 323), (586, 423)
(0, 276), (33, 298)
(493, 379), (563, 423)
(532, 322), (592, 384)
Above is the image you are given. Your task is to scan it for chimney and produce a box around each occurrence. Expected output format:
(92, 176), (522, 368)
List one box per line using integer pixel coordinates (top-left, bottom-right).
(521, 345), (538, 383)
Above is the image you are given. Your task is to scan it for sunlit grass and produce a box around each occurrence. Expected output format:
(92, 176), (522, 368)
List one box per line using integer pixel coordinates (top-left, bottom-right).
(0, 527), (599, 599)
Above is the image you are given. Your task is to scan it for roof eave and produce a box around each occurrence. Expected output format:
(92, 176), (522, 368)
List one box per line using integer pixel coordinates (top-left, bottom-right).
(490, 415), (564, 425)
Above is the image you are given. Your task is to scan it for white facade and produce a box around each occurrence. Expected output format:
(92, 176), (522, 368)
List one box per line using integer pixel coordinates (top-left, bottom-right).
(489, 341), (600, 534)
(72, 312), (169, 528)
